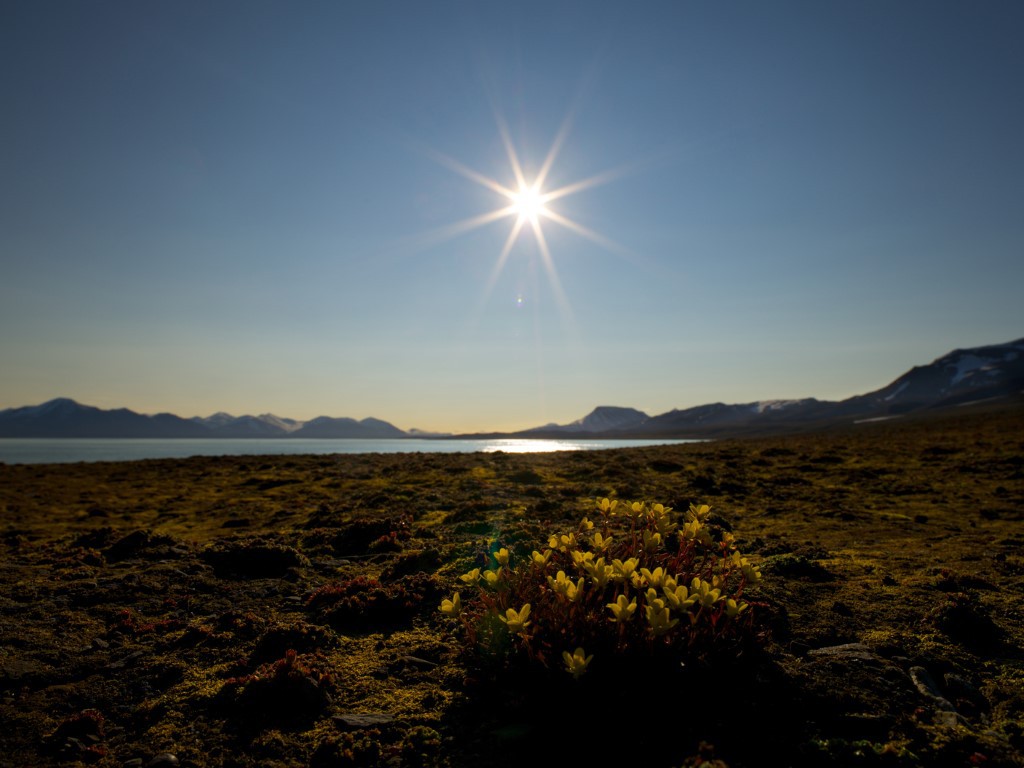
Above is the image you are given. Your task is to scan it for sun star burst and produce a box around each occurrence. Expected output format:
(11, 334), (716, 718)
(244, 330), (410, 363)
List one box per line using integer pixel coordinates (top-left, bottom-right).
(422, 109), (629, 316)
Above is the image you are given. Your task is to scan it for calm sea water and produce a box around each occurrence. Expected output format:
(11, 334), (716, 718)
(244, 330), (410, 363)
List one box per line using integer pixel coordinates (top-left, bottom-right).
(0, 437), (699, 465)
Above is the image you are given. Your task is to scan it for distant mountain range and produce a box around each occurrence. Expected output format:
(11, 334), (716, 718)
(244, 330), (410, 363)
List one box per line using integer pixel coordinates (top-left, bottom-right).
(2, 338), (1021, 439)
(0, 400), (407, 439)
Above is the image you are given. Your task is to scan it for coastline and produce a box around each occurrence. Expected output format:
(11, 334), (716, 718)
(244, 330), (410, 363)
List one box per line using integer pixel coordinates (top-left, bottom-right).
(1, 403), (1022, 766)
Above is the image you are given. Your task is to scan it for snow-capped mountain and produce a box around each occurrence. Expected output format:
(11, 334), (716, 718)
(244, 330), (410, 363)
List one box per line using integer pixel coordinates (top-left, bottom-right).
(514, 338), (1023, 438)
(837, 339), (1024, 415)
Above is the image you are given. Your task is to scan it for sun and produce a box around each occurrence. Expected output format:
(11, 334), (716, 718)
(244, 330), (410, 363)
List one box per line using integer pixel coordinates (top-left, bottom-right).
(510, 183), (548, 222)
(419, 108), (630, 315)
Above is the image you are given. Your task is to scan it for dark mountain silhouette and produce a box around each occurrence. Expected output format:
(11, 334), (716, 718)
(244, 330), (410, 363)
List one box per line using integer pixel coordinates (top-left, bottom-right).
(0, 398), (209, 438)
(291, 416), (406, 439)
(512, 337), (1024, 439)
(0, 400), (407, 439)
(536, 405), (650, 433)
(2, 338), (1020, 439)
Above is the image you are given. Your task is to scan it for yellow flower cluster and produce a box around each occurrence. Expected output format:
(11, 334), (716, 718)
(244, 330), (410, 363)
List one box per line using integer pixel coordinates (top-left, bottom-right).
(440, 498), (761, 680)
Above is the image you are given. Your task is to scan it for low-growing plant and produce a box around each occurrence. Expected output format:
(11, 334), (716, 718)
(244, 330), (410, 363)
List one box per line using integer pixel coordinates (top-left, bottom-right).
(307, 573), (441, 630)
(440, 498), (762, 680)
(220, 648), (334, 724)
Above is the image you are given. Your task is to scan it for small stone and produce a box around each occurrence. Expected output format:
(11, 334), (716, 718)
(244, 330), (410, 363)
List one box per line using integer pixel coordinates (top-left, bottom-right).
(910, 666), (955, 710)
(147, 754), (180, 768)
(333, 713), (395, 730)
(401, 655), (438, 668)
(123, 759), (144, 768)
(92, 638), (110, 650)
(934, 710), (963, 727)
(806, 643), (879, 663)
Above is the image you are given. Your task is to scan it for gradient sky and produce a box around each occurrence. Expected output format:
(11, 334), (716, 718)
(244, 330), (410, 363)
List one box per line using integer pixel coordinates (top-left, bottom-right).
(2, 2), (1022, 433)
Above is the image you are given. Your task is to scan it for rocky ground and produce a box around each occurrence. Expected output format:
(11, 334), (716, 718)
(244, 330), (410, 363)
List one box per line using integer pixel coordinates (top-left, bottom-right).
(1, 401), (1022, 767)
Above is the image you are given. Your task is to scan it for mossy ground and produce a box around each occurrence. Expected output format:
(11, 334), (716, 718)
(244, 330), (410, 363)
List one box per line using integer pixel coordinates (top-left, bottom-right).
(1, 402), (1022, 767)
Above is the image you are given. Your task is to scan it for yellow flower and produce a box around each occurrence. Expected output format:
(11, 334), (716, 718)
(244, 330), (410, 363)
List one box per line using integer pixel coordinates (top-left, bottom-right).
(642, 530), (662, 550)
(606, 593), (637, 623)
(493, 547), (510, 567)
(549, 533), (577, 552)
(439, 592), (462, 616)
(499, 604), (531, 634)
(531, 549), (552, 566)
(596, 497), (618, 515)
(459, 568), (482, 585)
(562, 647), (593, 679)
(650, 505), (678, 535)
(565, 576), (585, 602)
(645, 600), (679, 636)
(583, 557), (613, 589)
(742, 561), (761, 585)
(664, 583), (697, 611)
(687, 503), (712, 522)
(579, 516), (595, 531)
(547, 570), (584, 602)
(570, 549), (595, 568)
(729, 551), (761, 584)
(681, 519), (712, 545)
(591, 532), (613, 551)
(611, 557), (639, 582)
(629, 501), (646, 519)
(724, 598), (749, 618)
(639, 566), (668, 589)
(689, 577), (722, 609)
(483, 569), (502, 587)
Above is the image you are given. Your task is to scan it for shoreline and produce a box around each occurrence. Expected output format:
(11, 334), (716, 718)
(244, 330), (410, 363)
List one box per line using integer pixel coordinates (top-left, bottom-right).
(1, 403), (1022, 766)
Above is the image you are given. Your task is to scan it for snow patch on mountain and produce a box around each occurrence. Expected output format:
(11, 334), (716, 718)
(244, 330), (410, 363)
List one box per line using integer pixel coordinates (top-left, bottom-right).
(752, 399), (810, 414)
(947, 354), (995, 386)
(884, 382), (909, 402)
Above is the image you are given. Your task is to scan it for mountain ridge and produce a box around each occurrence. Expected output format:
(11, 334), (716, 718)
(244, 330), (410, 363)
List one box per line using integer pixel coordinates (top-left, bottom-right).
(2, 337), (1021, 439)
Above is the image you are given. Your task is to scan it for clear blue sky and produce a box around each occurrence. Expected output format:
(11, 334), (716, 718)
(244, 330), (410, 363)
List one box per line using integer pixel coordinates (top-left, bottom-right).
(2, 1), (1022, 432)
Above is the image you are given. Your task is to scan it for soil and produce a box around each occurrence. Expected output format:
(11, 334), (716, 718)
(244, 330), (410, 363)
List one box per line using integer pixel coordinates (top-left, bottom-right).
(1, 401), (1022, 767)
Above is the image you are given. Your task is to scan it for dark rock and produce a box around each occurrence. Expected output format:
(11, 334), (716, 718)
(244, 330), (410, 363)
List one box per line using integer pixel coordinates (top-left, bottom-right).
(200, 538), (308, 578)
(105, 530), (177, 562)
(380, 548), (442, 580)
(910, 666), (961, 717)
(944, 673), (988, 712)
(146, 754), (179, 768)
(762, 553), (834, 581)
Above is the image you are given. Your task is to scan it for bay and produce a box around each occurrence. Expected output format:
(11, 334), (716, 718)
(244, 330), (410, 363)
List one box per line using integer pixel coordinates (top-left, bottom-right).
(0, 437), (700, 465)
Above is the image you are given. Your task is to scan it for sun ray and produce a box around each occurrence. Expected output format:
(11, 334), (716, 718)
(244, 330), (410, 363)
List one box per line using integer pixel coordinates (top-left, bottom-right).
(534, 108), (575, 191)
(538, 208), (631, 258)
(542, 163), (629, 204)
(494, 112), (528, 192)
(479, 216), (527, 308)
(424, 146), (516, 199)
(399, 205), (518, 255)
(529, 216), (573, 325)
